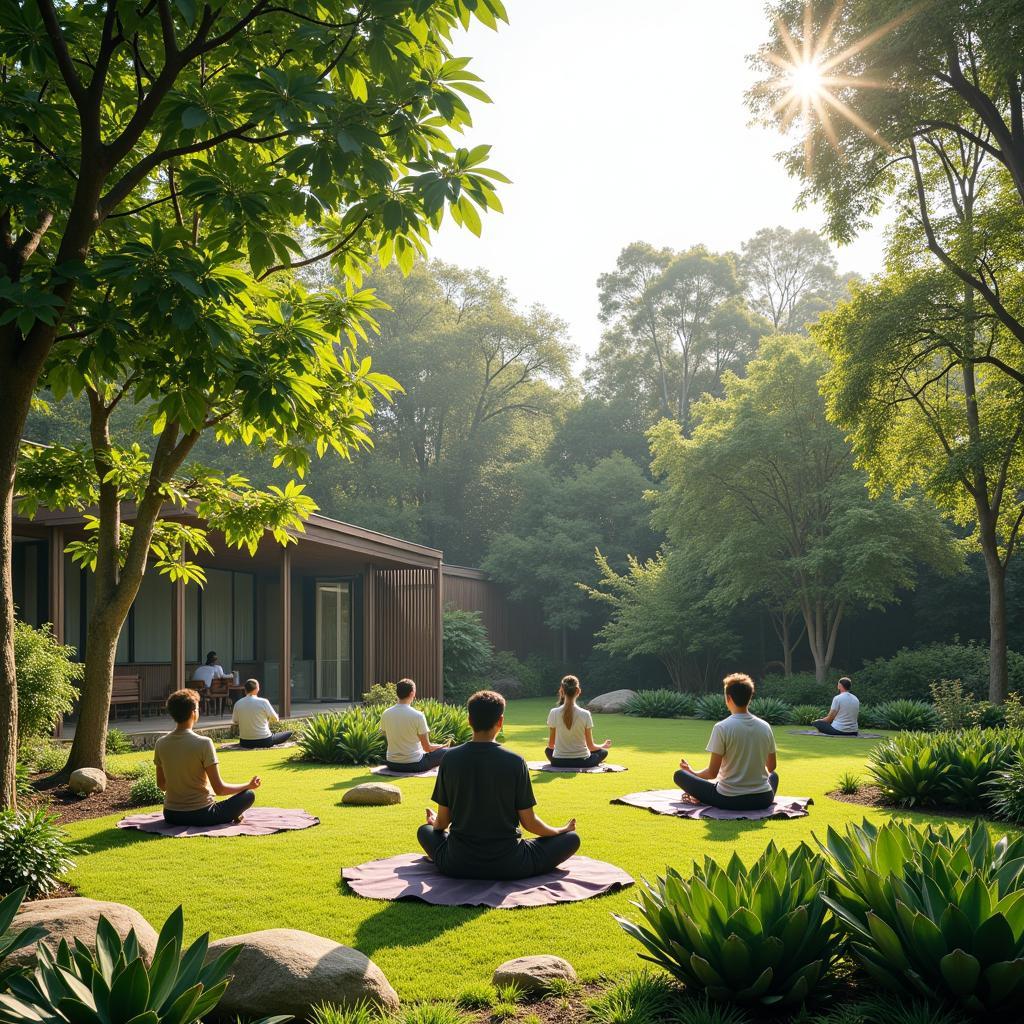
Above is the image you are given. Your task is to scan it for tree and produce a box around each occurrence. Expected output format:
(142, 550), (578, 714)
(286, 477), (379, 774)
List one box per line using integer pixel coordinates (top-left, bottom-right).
(0, 0), (509, 805)
(649, 334), (959, 682)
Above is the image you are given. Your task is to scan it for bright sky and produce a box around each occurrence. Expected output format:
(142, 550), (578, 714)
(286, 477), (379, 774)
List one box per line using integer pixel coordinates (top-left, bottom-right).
(430, 0), (891, 357)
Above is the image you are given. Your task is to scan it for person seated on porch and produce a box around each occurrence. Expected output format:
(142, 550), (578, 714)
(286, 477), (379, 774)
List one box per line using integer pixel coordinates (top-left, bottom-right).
(232, 679), (293, 748)
(545, 675), (612, 768)
(381, 678), (451, 772)
(192, 651), (230, 690)
(155, 689), (261, 826)
(417, 690), (580, 880)
(673, 673), (779, 811)
(812, 677), (860, 736)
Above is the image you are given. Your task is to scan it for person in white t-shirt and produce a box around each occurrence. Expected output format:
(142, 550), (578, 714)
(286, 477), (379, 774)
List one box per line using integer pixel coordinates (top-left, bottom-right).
(813, 677), (860, 736)
(191, 651), (230, 690)
(545, 675), (612, 768)
(380, 678), (451, 772)
(232, 679), (293, 748)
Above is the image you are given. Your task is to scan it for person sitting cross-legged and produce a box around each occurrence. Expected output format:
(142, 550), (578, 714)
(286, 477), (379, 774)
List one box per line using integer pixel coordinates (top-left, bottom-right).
(673, 673), (779, 811)
(417, 690), (580, 880)
(155, 689), (261, 826)
(232, 678), (293, 748)
(545, 674), (612, 768)
(812, 677), (860, 736)
(380, 678), (451, 773)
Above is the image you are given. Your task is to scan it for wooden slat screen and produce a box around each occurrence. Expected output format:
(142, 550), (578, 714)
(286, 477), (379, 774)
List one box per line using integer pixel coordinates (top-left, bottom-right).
(374, 567), (442, 699)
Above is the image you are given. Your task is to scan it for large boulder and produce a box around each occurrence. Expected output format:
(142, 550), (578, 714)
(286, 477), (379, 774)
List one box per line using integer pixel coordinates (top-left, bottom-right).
(342, 782), (401, 806)
(208, 928), (399, 1017)
(586, 689), (637, 714)
(68, 768), (107, 795)
(493, 955), (577, 994)
(12, 898), (158, 965)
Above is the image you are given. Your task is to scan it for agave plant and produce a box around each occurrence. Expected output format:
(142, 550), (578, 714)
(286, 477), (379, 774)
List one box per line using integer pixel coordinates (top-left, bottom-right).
(694, 693), (728, 721)
(336, 706), (386, 765)
(866, 737), (949, 807)
(749, 696), (793, 724)
(819, 818), (1024, 1014)
(873, 699), (941, 732)
(0, 888), (47, 989)
(296, 712), (348, 764)
(616, 843), (842, 1007)
(419, 699), (472, 745)
(790, 703), (829, 726)
(933, 729), (1017, 809)
(624, 690), (697, 719)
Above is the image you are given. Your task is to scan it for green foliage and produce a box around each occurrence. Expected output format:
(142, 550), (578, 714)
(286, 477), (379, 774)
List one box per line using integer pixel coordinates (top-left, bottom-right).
(807, 996), (968, 1024)
(310, 1002), (378, 1024)
(18, 739), (68, 776)
(418, 700), (472, 746)
(976, 702), (1006, 729)
(335, 707), (387, 766)
(792, 704), (829, 726)
(694, 693), (728, 721)
(819, 819), (1024, 1014)
(13, 621), (80, 743)
(105, 728), (133, 755)
(296, 713), (349, 764)
(929, 679), (980, 731)
(363, 682), (398, 707)
(587, 970), (679, 1024)
(0, 888), (47, 990)
(129, 768), (163, 808)
(670, 994), (753, 1024)
(13, 762), (31, 798)
(872, 700), (940, 732)
(987, 753), (1024, 825)
(1005, 694), (1024, 730)
(749, 696), (793, 724)
(836, 772), (861, 795)
(454, 984), (494, 1011)
(439, 678), (481, 708)
(616, 843), (842, 1007)
(867, 735), (949, 808)
(391, 1004), (468, 1024)
(442, 610), (492, 696)
(757, 673), (838, 705)
(0, 809), (77, 899)
(624, 690), (696, 719)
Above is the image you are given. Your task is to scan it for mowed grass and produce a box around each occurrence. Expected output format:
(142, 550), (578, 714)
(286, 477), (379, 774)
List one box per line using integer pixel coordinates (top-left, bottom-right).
(67, 699), (935, 1001)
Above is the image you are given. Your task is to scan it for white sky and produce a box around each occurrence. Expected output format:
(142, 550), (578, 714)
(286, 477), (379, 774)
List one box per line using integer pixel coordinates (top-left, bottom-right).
(430, 0), (891, 357)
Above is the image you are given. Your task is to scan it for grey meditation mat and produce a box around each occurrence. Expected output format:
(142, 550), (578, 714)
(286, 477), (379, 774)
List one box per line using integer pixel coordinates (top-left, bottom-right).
(612, 789), (812, 820)
(218, 741), (298, 751)
(527, 761), (628, 774)
(370, 765), (439, 778)
(117, 807), (319, 837)
(342, 853), (633, 908)
(790, 730), (883, 739)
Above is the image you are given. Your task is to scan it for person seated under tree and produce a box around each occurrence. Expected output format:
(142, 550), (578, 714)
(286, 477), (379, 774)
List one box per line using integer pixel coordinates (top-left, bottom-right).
(545, 674), (612, 768)
(155, 689), (261, 826)
(417, 690), (580, 879)
(812, 677), (860, 736)
(380, 678), (451, 772)
(673, 673), (779, 811)
(232, 678), (293, 748)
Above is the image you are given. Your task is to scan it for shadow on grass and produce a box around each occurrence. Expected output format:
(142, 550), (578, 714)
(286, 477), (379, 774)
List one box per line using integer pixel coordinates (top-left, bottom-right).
(72, 824), (166, 856)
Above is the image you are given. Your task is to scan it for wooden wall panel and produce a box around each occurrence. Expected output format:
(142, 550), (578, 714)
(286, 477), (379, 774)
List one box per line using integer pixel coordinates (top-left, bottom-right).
(374, 568), (442, 699)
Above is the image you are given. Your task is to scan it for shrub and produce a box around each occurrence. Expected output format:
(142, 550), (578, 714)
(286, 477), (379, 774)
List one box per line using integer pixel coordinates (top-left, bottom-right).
(335, 706), (386, 765)
(749, 696), (793, 724)
(872, 699), (940, 732)
(419, 699), (472, 746)
(0, 809), (78, 899)
(455, 984), (494, 1010)
(393, 1004), (468, 1024)
(587, 970), (679, 1024)
(757, 672), (838, 705)
(297, 712), (348, 764)
(988, 751), (1024, 824)
(310, 1002), (378, 1024)
(20, 739), (68, 775)
(671, 995), (753, 1024)
(819, 818), (1024, 1014)
(624, 690), (696, 718)
(1004, 693), (1024, 729)
(694, 693), (728, 721)
(975, 701), (1006, 728)
(442, 609), (492, 695)
(837, 771), (861, 795)
(13, 621), (81, 742)
(867, 734), (949, 807)
(105, 727), (133, 755)
(363, 681), (397, 706)
(928, 678), (979, 730)
(616, 843), (842, 1007)
(0, 888), (47, 989)
(129, 768), (164, 807)
(13, 763), (31, 799)
(791, 703), (829, 725)
(440, 677), (482, 708)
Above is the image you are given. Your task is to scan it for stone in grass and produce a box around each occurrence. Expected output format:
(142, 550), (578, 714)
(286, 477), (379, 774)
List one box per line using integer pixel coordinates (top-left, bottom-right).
(342, 782), (402, 806)
(68, 768), (107, 795)
(586, 689), (637, 714)
(492, 955), (578, 994)
(208, 929), (399, 1017)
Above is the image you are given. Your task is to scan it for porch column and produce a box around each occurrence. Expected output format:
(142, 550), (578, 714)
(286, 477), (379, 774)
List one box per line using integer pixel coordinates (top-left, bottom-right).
(363, 563), (376, 693)
(280, 546), (291, 718)
(435, 564), (444, 700)
(48, 526), (64, 644)
(170, 578), (185, 690)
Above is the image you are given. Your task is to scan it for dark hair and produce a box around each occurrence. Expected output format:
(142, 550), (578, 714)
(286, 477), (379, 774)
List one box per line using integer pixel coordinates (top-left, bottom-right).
(467, 690), (506, 732)
(244, 678), (259, 693)
(838, 676), (852, 692)
(723, 673), (755, 708)
(205, 651), (217, 665)
(559, 675), (580, 730)
(396, 678), (415, 700)
(167, 688), (200, 723)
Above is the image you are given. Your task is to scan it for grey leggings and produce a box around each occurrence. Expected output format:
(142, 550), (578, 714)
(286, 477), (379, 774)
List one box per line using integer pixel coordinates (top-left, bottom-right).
(385, 747), (447, 772)
(163, 789), (255, 826)
(813, 720), (858, 736)
(417, 826), (581, 880)
(545, 747), (608, 769)
(239, 730), (294, 748)
(673, 769), (779, 810)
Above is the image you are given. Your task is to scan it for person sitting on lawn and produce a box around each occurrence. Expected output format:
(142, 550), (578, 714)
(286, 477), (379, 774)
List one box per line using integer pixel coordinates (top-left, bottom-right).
(418, 690), (580, 879)
(191, 651), (230, 690)
(155, 689), (261, 826)
(232, 678), (293, 748)
(381, 678), (451, 773)
(673, 673), (779, 811)
(812, 677), (860, 736)
(545, 675), (612, 768)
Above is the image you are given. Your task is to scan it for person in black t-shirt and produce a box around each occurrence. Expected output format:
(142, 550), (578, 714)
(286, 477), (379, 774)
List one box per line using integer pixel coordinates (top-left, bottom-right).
(417, 690), (581, 880)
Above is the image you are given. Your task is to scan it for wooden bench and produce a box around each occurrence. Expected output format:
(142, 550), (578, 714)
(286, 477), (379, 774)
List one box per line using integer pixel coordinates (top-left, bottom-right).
(110, 674), (143, 721)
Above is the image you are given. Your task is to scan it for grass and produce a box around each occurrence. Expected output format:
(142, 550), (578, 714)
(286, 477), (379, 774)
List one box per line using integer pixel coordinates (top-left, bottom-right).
(62, 698), (926, 1002)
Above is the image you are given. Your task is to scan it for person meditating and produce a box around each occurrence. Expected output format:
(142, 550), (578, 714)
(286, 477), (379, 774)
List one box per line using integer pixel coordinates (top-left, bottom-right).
(812, 677), (860, 736)
(155, 689), (261, 825)
(673, 673), (779, 811)
(546, 675), (612, 768)
(232, 678), (293, 748)
(417, 690), (580, 879)
(381, 678), (451, 772)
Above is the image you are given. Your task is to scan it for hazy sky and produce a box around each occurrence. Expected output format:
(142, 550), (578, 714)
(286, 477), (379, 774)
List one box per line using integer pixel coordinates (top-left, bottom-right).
(430, 0), (891, 357)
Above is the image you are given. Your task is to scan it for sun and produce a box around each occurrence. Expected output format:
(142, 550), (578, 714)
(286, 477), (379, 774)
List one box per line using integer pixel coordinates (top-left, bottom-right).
(787, 61), (824, 100)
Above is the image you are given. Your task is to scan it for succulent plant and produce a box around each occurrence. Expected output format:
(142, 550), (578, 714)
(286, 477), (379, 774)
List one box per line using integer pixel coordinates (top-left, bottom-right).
(624, 690), (697, 718)
(749, 696), (793, 724)
(0, 887), (47, 989)
(693, 693), (728, 721)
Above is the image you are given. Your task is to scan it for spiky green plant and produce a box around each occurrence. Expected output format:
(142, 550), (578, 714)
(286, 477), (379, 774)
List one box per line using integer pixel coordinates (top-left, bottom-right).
(296, 712), (348, 764)
(0, 888), (47, 989)
(872, 700), (940, 732)
(419, 700), (472, 745)
(669, 994), (752, 1024)
(989, 751), (1024, 824)
(866, 738), (949, 807)
(624, 690), (697, 719)
(0, 809), (78, 899)
(587, 970), (679, 1024)
(934, 728), (1016, 809)
(616, 843), (842, 1007)
(791, 704), (829, 726)
(336, 707), (386, 765)
(836, 771), (861, 795)
(749, 696), (793, 724)
(454, 984), (494, 1010)
(693, 693), (728, 721)
(310, 1002), (379, 1024)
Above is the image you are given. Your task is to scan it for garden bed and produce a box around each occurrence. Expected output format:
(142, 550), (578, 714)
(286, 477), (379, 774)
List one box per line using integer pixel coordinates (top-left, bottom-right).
(827, 785), (995, 821)
(26, 773), (140, 826)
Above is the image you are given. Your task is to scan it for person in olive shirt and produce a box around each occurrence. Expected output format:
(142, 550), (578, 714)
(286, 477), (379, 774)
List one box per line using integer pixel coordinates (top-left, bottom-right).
(417, 690), (580, 880)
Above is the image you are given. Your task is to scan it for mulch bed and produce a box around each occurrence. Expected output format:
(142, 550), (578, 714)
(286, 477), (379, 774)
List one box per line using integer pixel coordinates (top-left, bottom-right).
(827, 785), (991, 821)
(26, 773), (140, 826)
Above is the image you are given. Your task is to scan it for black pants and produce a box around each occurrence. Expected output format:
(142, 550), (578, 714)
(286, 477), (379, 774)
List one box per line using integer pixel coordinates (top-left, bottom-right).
(163, 789), (255, 826)
(545, 747), (608, 769)
(416, 826), (581, 880)
(673, 769), (779, 811)
(386, 747), (448, 772)
(812, 720), (858, 736)
(239, 730), (294, 749)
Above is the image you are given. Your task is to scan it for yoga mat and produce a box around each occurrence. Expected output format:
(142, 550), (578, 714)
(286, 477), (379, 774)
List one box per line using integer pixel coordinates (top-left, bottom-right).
(117, 807), (319, 837)
(612, 789), (813, 820)
(370, 765), (439, 778)
(790, 730), (883, 739)
(218, 741), (298, 751)
(526, 761), (628, 774)
(342, 854), (633, 908)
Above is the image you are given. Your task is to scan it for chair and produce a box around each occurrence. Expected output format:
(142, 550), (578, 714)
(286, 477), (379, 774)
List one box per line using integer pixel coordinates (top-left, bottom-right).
(203, 681), (230, 718)
(110, 675), (143, 721)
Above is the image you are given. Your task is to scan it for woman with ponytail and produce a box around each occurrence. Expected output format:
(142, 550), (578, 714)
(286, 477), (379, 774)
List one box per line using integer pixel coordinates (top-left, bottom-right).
(545, 675), (612, 768)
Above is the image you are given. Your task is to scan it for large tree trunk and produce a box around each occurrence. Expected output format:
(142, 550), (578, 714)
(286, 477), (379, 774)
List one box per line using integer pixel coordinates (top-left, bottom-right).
(979, 525), (1010, 703)
(66, 616), (120, 773)
(801, 598), (843, 684)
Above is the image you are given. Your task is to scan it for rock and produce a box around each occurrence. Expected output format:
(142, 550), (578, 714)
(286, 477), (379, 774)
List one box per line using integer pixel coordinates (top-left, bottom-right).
(341, 782), (401, 806)
(12, 898), (159, 965)
(68, 768), (107, 795)
(493, 955), (577, 994)
(586, 689), (637, 714)
(208, 928), (399, 1017)
(490, 676), (524, 700)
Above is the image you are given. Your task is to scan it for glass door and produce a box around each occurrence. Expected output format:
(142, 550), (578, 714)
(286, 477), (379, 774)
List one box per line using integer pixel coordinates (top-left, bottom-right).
(315, 580), (352, 700)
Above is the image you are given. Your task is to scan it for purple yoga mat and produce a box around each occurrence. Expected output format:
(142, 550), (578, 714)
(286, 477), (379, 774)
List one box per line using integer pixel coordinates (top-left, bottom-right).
(526, 761), (628, 774)
(790, 730), (883, 739)
(342, 853), (634, 908)
(370, 765), (439, 778)
(218, 741), (298, 751)
(117, 807), (319, 837)
(612, 789), (813, 820)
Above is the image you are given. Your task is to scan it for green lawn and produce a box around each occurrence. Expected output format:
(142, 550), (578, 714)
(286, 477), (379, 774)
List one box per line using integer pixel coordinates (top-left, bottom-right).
(68, 699), (934, 1001)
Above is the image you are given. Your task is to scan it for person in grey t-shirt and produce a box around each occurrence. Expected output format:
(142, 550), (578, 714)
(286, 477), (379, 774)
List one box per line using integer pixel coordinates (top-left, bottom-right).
(673, 673), (779, 811)
(812, 677), (860, 736)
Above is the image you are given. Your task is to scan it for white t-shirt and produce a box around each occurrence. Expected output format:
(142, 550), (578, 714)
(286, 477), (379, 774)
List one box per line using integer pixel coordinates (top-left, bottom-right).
(547, 704), (594, 759)
(192, 664), (228, 688)
(831, 691), (860, 733)
(706, 712), (776, 796)
(380, 703), (430, 764)
(232, 695), (278, 740)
